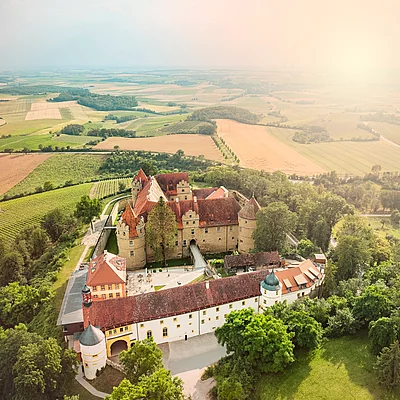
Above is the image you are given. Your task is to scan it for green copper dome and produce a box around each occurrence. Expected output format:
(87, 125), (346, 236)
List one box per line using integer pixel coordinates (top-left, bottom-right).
(79, 324), (105, 346)
(261, 270), (280, 291)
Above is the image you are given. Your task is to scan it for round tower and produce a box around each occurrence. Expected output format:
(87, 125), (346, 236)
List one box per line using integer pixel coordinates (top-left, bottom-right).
(238, 196), (260, 253)
(260, 270), (282, 308)
(79, 324), (107, 380)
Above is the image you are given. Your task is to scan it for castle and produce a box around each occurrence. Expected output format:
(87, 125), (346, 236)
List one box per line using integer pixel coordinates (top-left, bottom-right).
(116, 169), (261, 269)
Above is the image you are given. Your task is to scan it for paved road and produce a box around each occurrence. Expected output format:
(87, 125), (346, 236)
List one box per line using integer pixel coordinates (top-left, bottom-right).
(75, 365), (110, 398)
(190, 243), (207, 270)
(381, 135), (400, 150)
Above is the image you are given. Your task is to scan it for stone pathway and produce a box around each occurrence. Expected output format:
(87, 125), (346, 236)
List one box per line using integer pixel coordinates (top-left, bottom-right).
(75, 365), (110, 399)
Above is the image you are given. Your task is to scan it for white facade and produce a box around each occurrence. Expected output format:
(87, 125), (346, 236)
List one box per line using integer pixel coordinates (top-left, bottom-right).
(80, 337), (107, 380)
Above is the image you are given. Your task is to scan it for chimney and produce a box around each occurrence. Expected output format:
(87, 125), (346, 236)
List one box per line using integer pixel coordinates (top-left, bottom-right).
(205, 281), (210, 290)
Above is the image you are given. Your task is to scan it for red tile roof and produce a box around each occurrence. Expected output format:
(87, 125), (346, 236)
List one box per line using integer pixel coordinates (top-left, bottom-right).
(196, 197), (240, 227)
(134, 169), (148, 183)
(155, 172), (189, 196)
(87, 252), (126, 286)
(193, 187), (218, 199)
(121, 204), (141, 238)
(206, 186), (228, 200)
(83, 260), (323, 330)
(238, 196), (260, 220)
(84, 271), (267, 330)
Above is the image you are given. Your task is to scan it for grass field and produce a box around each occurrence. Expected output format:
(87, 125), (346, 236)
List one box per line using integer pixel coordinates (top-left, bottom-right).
(0, 133), (94, 151)
(0, 153), (50, 195)
(255, 331), (399, 400)
(161, 120), (210, 134)
(0, 183), (92, 246)
(267, 127), (400, 175)
(90, 178), (131, 199)
(94, 134), (224, 161)
(4, 154), (107, 198)
(365, 216), (400, 240)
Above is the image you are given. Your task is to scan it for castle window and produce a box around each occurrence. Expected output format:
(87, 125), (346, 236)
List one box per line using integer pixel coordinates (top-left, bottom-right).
(216, 307), (220, 312)
(245, 220), (247, 224)
(217, 227), (221, 232)
(129, 241), (133, 247)
(216, 316), (220, 321)
(147, 330), (152, 339)
(92, 286), (97, 291)
(160, 320), (164, 325)
(116, 293), (120, 297)
(109, 293), (113, 298)
(189, 314), (193, 319)
(140, 324), (144, 328)
(93, 295), (98, 298)
(183, 240), (187, 247)
(186, 221), (189, 225)
(173, 317), (178, 322)
(114, 329), (117, 334)
(229, 304), (233, 309)
(201, 320), (205, 324)
(242, 301), (246, 306)
(219, 238), (221, 241)
(254, 298), (257, 302)
(203, 310), (207, 315)
(125, 326), (128, 331)
(120, 327), (123, 332)
(175, 241), (179, 246)
(182, 189), (185, 192)
(275, 300), (278, 304)
(177, 324), (181, 328)
(163, 327), (168, 337)
(116, 284), (119, 289)
(191, 229), (194, 235)
(302, 292), (305, 297)
(108, 285), (112, 290)
(205, 228), (208, 233)
(184, 196), (187, 200)
(190, 215), (192, 218)
(232, 237), (235, 240)
(230, 226), (233, 231)
(193, 221), (195, 224)
(297, 293), (301, 298)
(263, 299), (266, 304)
(130, 251), (134, 257)
(101, 286), (105, 291)
(102, 294), (106, 299)
(123, 232), (126, 236)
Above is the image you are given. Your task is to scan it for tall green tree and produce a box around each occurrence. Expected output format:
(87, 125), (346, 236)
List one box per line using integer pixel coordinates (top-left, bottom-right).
(75, 195), (102, 224)
(369, 317), (399, 355)
(13, 337), (77, 400)
(296, 239), (317, 258)
(119, 337), (163, 384)
(375, 341), (400, 388)
(253, 202), (297, 252)
(42, 209), (76, 242)
(0, 252), (24, 287)
(146, 197), (177, 267)
(215, 309), (295, 373)
(107, 369), (184, 400)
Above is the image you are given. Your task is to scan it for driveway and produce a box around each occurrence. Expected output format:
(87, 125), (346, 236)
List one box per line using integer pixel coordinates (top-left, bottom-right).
(160, 333), (226, 400)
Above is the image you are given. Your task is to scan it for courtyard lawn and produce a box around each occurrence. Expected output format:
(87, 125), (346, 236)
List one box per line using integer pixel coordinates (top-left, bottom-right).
(255, 331), (400, 400)
(90, 365), (124, 394)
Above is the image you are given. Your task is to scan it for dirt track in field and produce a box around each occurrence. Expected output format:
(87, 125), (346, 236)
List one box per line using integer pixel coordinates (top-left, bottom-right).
(0, 153), (51, 195)
(94, 134), (224, 161)
(216, 119), (325, 175)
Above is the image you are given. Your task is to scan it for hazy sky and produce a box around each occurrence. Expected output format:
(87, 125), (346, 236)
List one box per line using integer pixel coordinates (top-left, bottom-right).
(1, 0), (399, 71)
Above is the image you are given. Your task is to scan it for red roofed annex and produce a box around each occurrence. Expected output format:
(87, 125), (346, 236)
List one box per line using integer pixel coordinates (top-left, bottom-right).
(116, 169), (261, 269)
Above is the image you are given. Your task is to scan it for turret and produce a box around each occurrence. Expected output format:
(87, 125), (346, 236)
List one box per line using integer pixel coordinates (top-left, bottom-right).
(260, 270), (282, 308)
(131, 169), (147, 205)
(238, 196), (260, 253)
(82, 285), (92, 308)
(79, 324), (107, 380)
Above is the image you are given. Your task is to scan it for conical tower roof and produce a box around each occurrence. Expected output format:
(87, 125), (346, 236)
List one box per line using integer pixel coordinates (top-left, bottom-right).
(79, 324), (105, 346)
(261, 270), (280, 291)
(238, 196), (260, 220)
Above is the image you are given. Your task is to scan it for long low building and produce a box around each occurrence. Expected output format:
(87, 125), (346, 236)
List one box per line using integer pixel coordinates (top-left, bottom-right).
(79, 259), (323, 376)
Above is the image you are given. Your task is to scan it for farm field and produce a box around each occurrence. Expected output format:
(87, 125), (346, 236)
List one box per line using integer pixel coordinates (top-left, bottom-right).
(4, 154), (107, 198)
(124, 114), (186, 136)
(94, 134), (224, 161)
(216, 119), (325, 175)
(25, 100), (78, 120)
(90, 178), (131, 199)
(267, 126), (400, 175)
(255, 331), (399, 400)
(369, 122), (400, 145)
(0, 153), (51, 195)
(0, 183), (92, 246)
